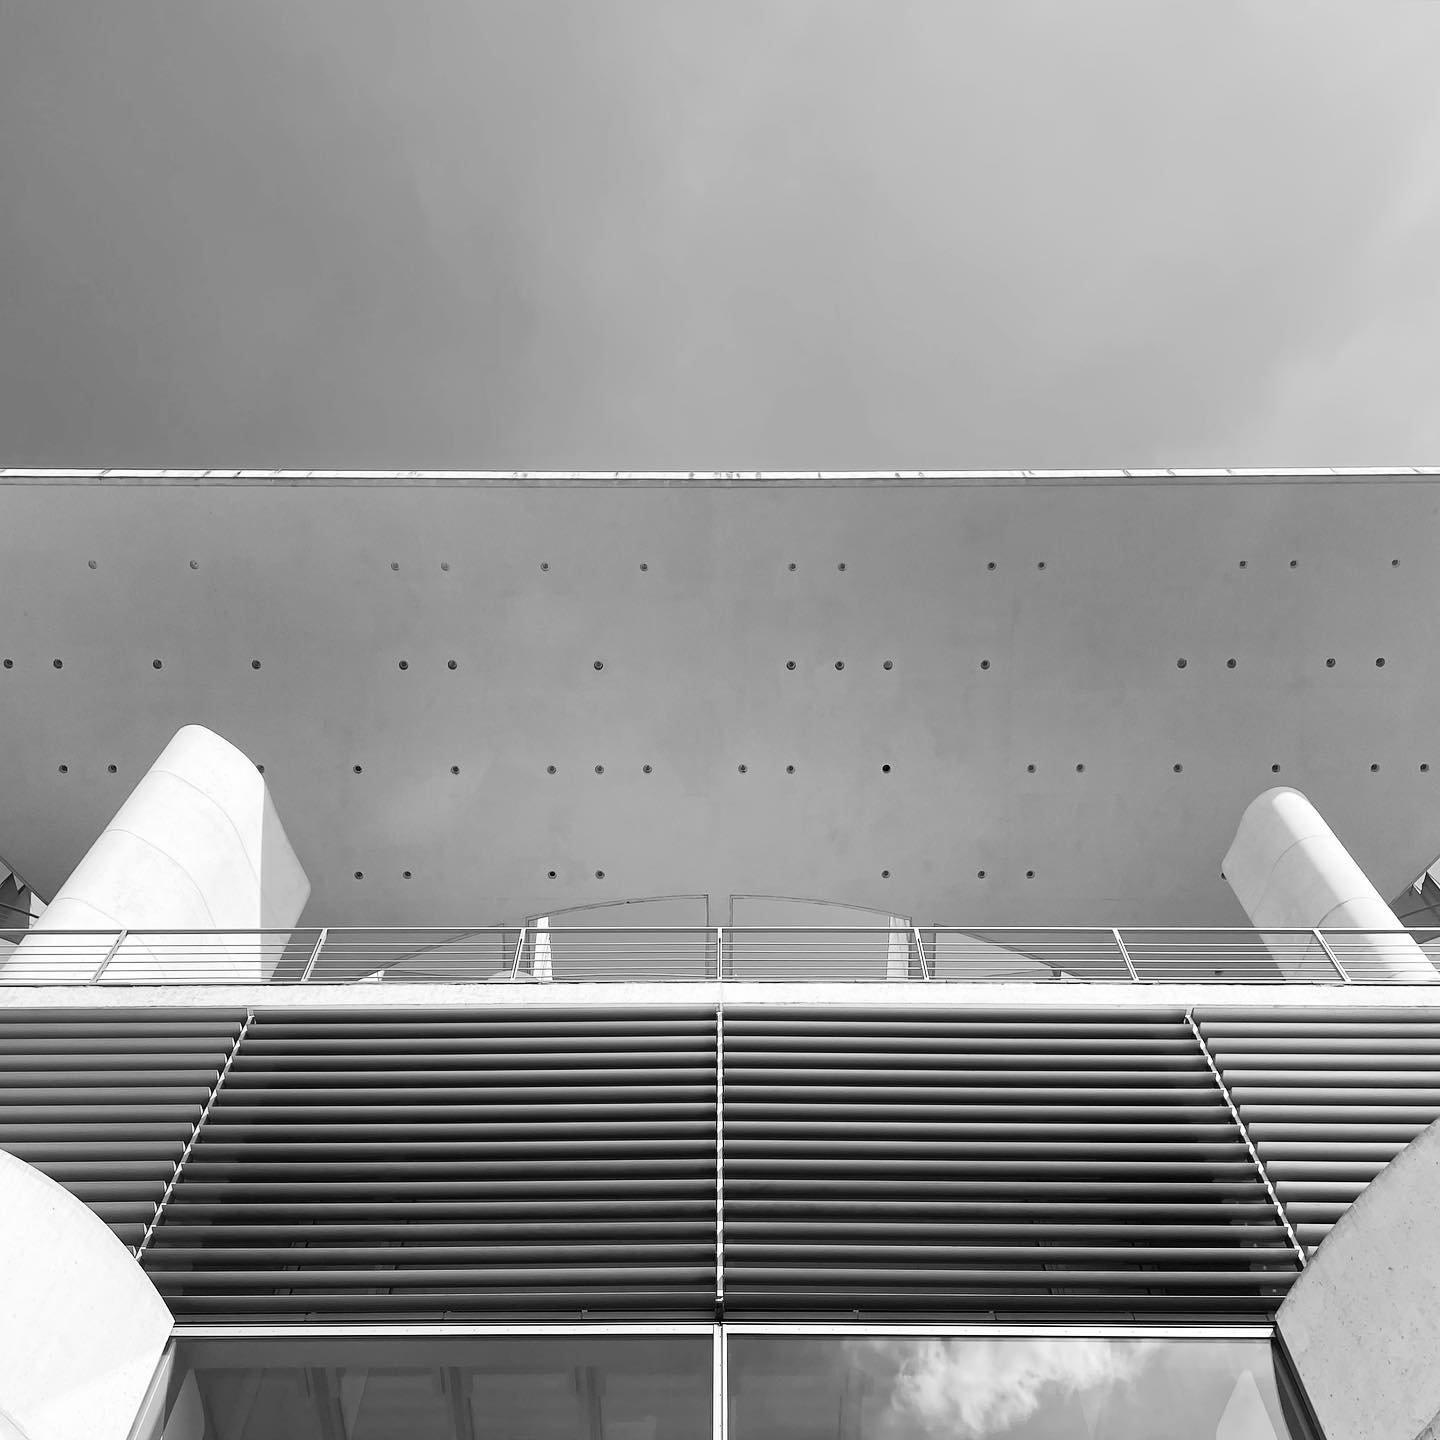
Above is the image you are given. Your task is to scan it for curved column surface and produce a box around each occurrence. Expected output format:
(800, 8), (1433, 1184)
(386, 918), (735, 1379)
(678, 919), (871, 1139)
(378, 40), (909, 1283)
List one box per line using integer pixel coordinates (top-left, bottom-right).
(10, 725), (309, 982)
(1223, 786), (1435, 982)
(1277, 1114), (1440, 1440)
(0, 1149), (172, 1440)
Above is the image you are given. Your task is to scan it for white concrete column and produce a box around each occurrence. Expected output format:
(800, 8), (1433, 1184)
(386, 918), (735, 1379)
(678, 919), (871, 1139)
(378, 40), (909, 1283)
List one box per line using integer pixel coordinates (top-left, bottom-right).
(1222, 787), (1435, 982)
(532, 915), (553, 981)
(885, 917), (912, 980)
(8, 725), (310, 983)
(1277, 1115), (1440, 1439)
(0, 1150), (173, 1440)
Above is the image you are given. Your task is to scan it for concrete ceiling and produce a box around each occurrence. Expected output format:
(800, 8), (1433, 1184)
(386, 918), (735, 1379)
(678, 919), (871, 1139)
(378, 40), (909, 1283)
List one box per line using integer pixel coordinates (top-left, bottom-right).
(1, 468), (1438, 929)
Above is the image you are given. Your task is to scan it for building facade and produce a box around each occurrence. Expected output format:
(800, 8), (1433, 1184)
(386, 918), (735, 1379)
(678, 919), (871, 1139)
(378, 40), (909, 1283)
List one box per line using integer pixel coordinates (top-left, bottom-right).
(4, 470), (1440, 1440)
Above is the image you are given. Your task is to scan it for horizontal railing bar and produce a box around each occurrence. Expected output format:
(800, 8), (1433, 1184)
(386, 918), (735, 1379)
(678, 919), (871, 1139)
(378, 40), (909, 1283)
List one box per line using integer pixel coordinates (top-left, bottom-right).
(180, 927), (1440, 936)
(6, 924), (1433, 936)
(1, 928), (1436, 987)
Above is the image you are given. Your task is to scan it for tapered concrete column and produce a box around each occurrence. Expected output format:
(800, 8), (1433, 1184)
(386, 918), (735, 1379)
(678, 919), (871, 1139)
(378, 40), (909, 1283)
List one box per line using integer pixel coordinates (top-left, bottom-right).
(8, 725), (309, 982)
(531, 916), (553, 981)
(886, 917), (912, 980)
(1223, 787), (1435, 982)
(0, 1150), (173, 1440)
(1277, 1115), (1440, 1439)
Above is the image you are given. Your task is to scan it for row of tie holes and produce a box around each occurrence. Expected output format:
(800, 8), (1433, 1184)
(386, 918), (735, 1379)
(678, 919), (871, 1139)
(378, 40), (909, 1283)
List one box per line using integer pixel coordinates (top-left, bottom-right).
(51, 759), (1432, 778)
(46, 555), (1416, 886)
(3, 657), (1396, 671)
(349, 867), (912, 882)
(348, 868), (1056, 882)
(78, 558), (1406, 572)
(8, 658), (891, 671)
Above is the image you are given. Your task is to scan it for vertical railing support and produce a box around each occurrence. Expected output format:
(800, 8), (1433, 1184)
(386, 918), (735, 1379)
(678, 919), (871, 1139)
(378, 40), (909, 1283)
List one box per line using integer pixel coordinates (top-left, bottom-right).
(1112, 929), (1140, 984)
(511, 927), (527, 980)
(1312, 929), (1352, 983)
(91, 930), (128, 984)
(1186, 1009), (1307, 1269)
(297, 928), (328, 984)
(715, 927), (726, 981)
(914, 927), (931, 980)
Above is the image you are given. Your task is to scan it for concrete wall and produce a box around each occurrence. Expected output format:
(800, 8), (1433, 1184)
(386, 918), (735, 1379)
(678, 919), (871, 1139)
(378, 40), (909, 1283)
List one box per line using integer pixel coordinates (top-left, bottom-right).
(7, 725), (308, 982)
(1223, 787), (1435, 981)
(0, 1150), (173, 1440)
(1277, 1114), (1440, 1440)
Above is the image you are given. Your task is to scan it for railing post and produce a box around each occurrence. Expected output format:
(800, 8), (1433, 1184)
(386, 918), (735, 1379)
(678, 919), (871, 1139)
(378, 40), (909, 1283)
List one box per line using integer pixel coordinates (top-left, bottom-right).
(511, 927), (527, 980)
(1112, 928), (1140, 984)
(715, 927), (725, 980)
(914, 927), (931, 980)
(91, 930), (128, 984)
(1312, 929), (1352, 983)
(297, 928), (328, 984)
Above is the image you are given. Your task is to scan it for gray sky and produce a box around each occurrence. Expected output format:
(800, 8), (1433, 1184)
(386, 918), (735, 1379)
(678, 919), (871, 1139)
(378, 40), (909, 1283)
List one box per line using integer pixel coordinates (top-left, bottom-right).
(3, 1), (1439, 470)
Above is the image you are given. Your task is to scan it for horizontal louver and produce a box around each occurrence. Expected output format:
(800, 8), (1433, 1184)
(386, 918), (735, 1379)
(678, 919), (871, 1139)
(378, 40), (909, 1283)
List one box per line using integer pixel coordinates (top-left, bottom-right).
(721, 1008), (1298, 1319)
(1195, 1008), (1440, 1252)
(0, 1009), (244, 1248)
(16, 1000), (1419, 1322)
(142, 1008), (718, 1320)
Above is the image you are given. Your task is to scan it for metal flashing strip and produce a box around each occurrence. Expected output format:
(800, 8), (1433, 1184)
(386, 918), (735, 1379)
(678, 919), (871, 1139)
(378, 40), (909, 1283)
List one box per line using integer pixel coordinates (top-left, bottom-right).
(171, 1322), (719, 1338)
(137, 1011), (254, 1259)
(1185, 1010), (1306, 1268)
(3, 467), (1439, 488)
(719, 1322), (1278, 1338)
(12, 980), (1440, 1012)
(170, 1320), (1272, 1339)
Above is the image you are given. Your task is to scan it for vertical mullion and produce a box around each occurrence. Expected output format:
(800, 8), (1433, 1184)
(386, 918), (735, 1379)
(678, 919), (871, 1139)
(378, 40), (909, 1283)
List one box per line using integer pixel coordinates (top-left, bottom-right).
(713, 1323), (727, 1440)
(715, 1003), (725, 1314)
(1185, 1008), (1307, 1269)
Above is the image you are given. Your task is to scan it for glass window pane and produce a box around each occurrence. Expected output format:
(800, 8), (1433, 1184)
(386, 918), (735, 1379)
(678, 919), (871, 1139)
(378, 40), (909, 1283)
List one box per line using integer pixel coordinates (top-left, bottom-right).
(727, 1336), (1306, 1440)
(166, 1335), (712, 1440)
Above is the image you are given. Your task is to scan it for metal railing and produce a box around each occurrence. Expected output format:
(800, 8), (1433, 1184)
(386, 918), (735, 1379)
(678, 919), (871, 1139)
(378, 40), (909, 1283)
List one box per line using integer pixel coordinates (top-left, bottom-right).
(3, 925), (1440, 985)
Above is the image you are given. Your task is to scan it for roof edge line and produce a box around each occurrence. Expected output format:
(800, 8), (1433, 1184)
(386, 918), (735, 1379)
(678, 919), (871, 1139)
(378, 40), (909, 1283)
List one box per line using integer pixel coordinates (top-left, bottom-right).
(1, 467), (1438, 489)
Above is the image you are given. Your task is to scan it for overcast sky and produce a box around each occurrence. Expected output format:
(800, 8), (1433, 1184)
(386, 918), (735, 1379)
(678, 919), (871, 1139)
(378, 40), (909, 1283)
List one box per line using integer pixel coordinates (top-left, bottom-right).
(3, 2), (1439, 470)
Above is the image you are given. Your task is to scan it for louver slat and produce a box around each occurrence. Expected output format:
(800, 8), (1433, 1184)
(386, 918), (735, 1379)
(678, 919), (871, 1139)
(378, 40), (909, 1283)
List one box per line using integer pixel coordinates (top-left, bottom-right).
(142, 1009), (718, 1321)
(0, 1010), (244, 1248)
(722, 1009), (1297, 1320)
(1196, 1009), (1440, 1252)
